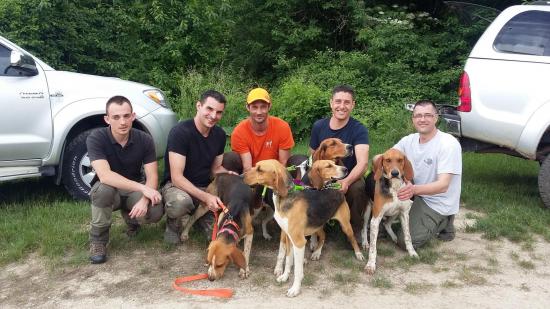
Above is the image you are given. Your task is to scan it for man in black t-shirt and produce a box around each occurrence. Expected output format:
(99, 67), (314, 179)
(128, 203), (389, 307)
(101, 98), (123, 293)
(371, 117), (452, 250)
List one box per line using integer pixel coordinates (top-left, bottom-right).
(161, 90), (236, 244)
(87, 96), (163, 264)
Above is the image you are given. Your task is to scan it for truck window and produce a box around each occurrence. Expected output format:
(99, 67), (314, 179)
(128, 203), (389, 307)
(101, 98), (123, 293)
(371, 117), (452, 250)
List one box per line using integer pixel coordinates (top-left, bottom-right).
(493, 10), (550, 56)
(0, 44), (16, 76)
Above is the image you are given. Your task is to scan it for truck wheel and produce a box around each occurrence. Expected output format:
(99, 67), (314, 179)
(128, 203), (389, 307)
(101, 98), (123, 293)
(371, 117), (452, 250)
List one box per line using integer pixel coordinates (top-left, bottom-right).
(539, 155), (550, 209)
(62, 130), (96, 200)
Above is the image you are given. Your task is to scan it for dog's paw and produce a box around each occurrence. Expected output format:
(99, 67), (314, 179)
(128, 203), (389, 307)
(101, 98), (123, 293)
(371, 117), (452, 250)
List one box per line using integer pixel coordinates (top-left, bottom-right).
(286, 286), (301, 297)
(309, 235), (318, 251)
(277, 272), (290, 283)
(355, 252), (365, 261)
(310, 251), (321, 261)
(410, 251), (419, 258)
(262, 232), (272, 241)
(364, 263), (376, 275)
(239, 268), (250, 279)
(274, 266), (284, 277)
(180, 233), (189, 242)
(361, 240), (369, 251)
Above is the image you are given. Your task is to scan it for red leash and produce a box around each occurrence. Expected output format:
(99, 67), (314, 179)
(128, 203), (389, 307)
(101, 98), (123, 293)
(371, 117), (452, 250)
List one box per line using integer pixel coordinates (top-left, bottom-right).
(172, 274), (233, 298)
(172, 202), (234, 298)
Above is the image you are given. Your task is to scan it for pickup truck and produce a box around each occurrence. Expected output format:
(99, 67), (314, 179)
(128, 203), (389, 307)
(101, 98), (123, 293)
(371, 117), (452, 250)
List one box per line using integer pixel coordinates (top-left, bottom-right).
(0, 35), (178, 200)
(440, 4), (550, 208)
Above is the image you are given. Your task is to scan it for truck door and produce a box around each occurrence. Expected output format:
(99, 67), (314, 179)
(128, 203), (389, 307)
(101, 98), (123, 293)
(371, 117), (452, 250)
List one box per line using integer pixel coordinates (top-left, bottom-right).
(0, 43), (52, 162)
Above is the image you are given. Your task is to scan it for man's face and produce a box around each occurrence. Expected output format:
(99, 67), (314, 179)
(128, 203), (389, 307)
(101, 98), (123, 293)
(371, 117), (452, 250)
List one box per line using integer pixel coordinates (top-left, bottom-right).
(104, 102), (135, 136)
(196, 96), (225, 128)
(330, 91), (355, 121)
(412, 104), (438, 135)
(246, 100), (270, 125)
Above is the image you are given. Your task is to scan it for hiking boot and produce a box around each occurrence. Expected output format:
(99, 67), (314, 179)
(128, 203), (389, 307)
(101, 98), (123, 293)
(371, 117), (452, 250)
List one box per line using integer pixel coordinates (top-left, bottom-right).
(437, 215), (455, 242)
(90, 243), (107, 264)
(126, 224), (140, 238)
(164, 217), (182, 245)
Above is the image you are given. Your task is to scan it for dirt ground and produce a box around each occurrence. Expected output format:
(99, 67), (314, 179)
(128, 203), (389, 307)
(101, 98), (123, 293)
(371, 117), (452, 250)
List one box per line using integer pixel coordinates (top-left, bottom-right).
(2, 208), (550, 309)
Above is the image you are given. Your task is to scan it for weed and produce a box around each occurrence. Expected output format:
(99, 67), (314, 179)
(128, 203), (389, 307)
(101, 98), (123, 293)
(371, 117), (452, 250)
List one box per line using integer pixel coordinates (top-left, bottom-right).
(456, 266), (488, 286)
(441, 280), (461, 288)
(371, 274), (393, 289)
(404, 282), (434, 294)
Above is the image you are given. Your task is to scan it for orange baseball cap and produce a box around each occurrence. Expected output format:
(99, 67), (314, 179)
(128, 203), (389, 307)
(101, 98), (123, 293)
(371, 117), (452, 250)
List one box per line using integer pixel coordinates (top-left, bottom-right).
(246, 88), (271, 105)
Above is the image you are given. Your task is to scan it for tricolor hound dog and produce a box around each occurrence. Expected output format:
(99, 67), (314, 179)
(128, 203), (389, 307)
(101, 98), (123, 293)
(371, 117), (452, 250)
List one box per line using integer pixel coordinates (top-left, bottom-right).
(180, 173), (256, 280)
(364, 148), (419, 275)
(243, 159), (364, 297)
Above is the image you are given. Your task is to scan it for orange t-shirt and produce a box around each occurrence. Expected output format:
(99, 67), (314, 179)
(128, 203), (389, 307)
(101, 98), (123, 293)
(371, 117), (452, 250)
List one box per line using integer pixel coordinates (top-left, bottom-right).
(231, 116), (294, 166)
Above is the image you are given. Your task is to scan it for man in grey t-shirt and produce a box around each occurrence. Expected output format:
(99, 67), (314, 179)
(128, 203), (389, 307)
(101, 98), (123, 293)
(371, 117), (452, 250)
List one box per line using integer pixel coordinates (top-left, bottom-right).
(393, 100), (462, 249)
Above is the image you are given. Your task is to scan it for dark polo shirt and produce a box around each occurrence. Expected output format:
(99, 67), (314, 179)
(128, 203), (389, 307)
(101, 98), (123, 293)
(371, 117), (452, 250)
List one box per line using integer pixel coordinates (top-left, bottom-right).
(87, 127), (156, 185)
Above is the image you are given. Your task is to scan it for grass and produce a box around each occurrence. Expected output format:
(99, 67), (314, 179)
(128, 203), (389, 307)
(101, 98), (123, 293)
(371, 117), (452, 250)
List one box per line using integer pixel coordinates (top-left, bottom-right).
(1, 141), (550, 268)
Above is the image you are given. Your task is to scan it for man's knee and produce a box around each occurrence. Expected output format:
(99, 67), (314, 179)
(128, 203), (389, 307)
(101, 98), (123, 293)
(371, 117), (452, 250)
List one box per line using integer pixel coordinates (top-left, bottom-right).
(90, 183), (118, 208)
(162, 183), (195, 219)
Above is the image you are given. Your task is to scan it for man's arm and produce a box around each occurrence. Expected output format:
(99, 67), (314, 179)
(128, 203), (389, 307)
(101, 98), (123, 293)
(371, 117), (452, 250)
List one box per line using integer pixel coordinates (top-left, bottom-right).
(128, 161), (161, 218)
(169, 151), (222, 211)
(211, 154), (239, 175)
(92, 159), (160, 204)
(338, 144), (369, 193)
(398, 173), (454, 200)
(278, 149), (291, 166)
(239, 152), (253, 172)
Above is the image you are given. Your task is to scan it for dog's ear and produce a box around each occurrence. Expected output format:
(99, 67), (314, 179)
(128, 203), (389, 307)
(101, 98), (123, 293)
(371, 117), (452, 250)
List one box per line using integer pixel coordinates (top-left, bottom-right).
(403, 156), (414, 182)
(373, 155), (384, 181)
(308, 165), (324, 190)
(230, 246), (246, 270)
(206, 241), (217, 265)
(274, 165), (290, 197)
(313, 144), (326, 162)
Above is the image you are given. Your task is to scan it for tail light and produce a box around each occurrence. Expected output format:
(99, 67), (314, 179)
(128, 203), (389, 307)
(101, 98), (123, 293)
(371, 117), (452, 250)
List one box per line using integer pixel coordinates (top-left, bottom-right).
(458, 71), (471, 112)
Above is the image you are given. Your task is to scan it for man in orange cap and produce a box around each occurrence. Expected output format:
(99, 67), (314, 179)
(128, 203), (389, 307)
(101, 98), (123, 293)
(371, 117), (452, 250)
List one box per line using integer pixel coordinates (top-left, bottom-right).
(231, 87), (295, 172)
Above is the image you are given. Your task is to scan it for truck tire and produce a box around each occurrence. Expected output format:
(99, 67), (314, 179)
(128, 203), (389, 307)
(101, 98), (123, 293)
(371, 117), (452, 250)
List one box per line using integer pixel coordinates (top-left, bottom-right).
(62, 129), (96, 200)
(539, 155), (550, 209)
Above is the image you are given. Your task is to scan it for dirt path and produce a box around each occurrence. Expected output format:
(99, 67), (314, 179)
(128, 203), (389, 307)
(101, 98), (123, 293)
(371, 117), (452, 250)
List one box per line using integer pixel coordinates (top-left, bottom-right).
(2, 209), (550, 308)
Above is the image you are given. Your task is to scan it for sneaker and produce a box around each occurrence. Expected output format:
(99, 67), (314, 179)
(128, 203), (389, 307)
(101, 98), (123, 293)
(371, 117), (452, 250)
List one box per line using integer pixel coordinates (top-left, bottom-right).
(126, 224), (140, 238)
(90, 243), (107, 264)
(164, 225), (182, 245)
(437, 215), (455, 242)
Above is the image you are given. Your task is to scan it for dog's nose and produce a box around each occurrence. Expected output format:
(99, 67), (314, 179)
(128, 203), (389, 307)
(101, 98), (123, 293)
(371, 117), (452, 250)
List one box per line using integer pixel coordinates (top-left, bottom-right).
(391, 169), (400, 178)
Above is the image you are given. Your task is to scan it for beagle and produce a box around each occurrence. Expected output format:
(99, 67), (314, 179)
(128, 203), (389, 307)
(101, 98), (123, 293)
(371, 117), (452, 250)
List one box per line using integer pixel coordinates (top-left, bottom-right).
(364, 148), (419, 275)
(243, 159), (364, 297)
(180, 173), (256, 280)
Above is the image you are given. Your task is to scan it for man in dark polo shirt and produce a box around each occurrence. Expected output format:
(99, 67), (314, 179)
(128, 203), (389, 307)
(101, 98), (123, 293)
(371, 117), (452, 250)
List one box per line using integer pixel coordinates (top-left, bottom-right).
(162, 90), (236, 244)
(86, 95), (163, 264)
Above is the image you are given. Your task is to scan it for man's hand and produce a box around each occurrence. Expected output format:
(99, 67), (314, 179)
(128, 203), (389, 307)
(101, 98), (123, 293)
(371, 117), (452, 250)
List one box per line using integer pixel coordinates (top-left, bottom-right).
(398, 182), (414, 201)
(204, 193), (222, 212)
(129, 196), (149, 218)
(142, 185), (161, 205)
(337, 179), (350, 194)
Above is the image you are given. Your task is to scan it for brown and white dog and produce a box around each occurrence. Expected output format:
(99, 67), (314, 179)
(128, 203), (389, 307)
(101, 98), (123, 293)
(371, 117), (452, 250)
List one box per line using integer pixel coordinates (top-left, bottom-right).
(180, 173), (256, 280)
(364, 148), (419, 275)
(243, 159), (364, 297)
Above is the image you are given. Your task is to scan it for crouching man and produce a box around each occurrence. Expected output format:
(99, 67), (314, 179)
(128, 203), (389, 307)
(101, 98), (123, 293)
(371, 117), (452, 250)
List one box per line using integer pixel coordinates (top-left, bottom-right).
(87, 95), (163, 264)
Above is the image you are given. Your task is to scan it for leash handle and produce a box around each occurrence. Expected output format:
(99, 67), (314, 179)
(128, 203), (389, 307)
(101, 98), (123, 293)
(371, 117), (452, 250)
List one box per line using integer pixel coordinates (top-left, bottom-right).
(173, 274), (234, 298)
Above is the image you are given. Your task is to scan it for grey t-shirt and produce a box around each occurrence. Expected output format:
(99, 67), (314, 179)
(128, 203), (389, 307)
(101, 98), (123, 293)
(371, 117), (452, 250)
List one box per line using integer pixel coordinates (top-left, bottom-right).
(394, 130), (462, 216)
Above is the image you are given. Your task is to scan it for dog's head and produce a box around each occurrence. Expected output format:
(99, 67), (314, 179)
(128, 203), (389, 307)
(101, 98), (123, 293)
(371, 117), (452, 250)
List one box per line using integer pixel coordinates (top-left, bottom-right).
(243, 159), (293, 197)
(206, 239), (246, 281)
(222, 151), (243, 174)
(373, 148), (413, 182)
(308, 160), (348, 190)
(313, 138), (353, 163)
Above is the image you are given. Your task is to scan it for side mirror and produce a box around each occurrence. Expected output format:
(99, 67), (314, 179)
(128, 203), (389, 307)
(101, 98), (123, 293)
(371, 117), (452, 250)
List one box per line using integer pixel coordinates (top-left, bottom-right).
(6, 50), (38, 76)
(404, 103), (414, 112)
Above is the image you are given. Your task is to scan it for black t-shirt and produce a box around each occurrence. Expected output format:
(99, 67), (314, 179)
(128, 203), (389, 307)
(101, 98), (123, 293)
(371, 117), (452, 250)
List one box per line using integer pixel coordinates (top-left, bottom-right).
(309, 117), (369, 171)
(86, 127), (156, 185)
(163, 119), (226, 187)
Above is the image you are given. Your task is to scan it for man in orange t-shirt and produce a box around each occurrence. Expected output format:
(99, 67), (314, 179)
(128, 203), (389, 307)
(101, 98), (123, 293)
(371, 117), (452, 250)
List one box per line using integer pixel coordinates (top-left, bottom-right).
(231, 87), (294, 172)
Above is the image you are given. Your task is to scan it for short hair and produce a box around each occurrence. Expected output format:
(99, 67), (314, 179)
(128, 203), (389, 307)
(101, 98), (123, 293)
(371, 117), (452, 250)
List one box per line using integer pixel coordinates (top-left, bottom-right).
(413, 99), (438, 113)
(200, 90), (227, 105)
(106, 95), (132, 114)
(331, 84), (355, 100)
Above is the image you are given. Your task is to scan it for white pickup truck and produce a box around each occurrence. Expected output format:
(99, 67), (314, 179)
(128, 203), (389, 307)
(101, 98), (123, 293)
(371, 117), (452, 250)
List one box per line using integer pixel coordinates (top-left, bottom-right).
(0, 35), (178, 200)
(440, 4), (550, 208)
